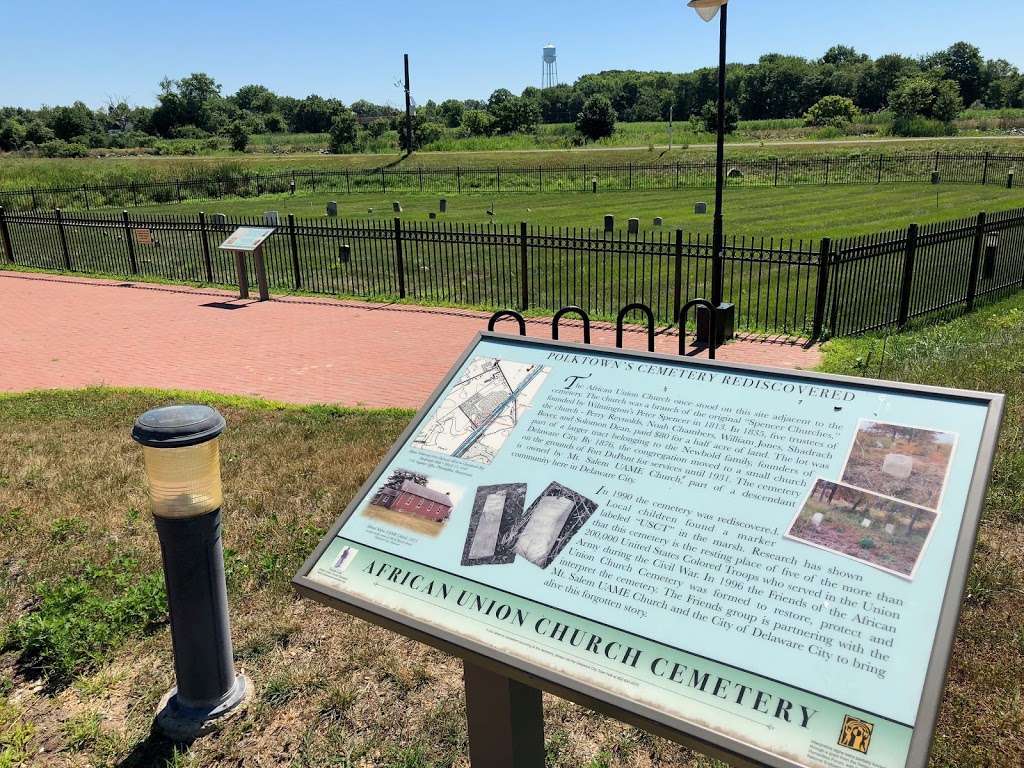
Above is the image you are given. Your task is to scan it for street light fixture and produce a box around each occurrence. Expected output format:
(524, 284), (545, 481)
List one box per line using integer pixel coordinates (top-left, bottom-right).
(132, 405), (250, 740)
(687, 0), (735, 345)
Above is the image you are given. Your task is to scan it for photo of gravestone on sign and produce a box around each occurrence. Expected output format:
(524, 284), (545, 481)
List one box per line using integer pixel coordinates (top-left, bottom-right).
(840, 420), (957, 511)
(786, 478), (938, 579)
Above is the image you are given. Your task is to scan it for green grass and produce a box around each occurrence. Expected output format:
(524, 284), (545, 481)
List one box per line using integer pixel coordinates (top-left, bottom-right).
(125, 183), (1024, 239)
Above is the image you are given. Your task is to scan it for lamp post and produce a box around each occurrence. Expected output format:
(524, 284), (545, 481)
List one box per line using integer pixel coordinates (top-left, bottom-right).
(688, 0), (735, 344)
(132, 405), (251, 741)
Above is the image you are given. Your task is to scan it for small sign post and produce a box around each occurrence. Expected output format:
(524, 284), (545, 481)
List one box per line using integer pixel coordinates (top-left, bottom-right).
(218, 226), (275, 301)
(295, 333), (1003, 768)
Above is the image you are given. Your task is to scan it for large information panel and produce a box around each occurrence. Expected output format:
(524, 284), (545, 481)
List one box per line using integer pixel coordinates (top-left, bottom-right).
(294, 333), (1002, 768)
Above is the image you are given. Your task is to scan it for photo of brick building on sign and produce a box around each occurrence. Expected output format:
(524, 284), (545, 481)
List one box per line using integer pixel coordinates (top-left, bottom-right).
(373, 480), (454, 523)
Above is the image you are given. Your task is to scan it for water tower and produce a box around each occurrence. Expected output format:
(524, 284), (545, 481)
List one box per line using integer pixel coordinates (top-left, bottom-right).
(542, 44), (558, 89)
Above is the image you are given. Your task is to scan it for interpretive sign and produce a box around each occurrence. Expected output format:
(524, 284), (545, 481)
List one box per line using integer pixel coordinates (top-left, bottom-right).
(294, 333), (1002, 768)
(133, 228), (153, 246)
(218, 226), (275, 252)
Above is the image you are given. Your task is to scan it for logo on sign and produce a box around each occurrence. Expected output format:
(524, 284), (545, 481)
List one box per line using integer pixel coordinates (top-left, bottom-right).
(838, 715), (873, 754)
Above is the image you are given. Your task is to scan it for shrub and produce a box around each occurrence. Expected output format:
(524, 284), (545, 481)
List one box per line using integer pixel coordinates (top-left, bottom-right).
(3, 557), (166, 686)
(858, 537), (876, 550)
(37, 140), (89, 158)
(227, 120), (249, 152)
(328, 110), (358, 153)
(890, 115), (956, 137)
(804, 95), (860, 127)
(888, 76), (963, 127)
(700, 100), (739, 134)
(575, 95), (617, 142)
(461, 110), (495, 137)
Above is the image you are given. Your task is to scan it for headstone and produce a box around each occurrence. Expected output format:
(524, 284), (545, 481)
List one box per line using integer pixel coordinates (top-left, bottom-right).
(885, 523), (896, 535)
(727, 167), (744, 179)
(440, 198), (448, 213)
(264, 211), (279, 225)
(931, 171), (941, 185)
(592, 178), (598, 194)
(429, 212), (437, 220)
(604, 214), (615, 233)
(861, 518), (873, 528)
(882, 453), (914, 480)
(811, 512), (824, 529)
(627, 218), (640, 235)
(368, 208), (374, 214)
(326, 201), (338, 216)
(653, 217), (664, 227)
(694, 202), (708, 215)
(392, 201), (402, 213)
(339, 244), (351, 264)
(211, 213), (227, 226)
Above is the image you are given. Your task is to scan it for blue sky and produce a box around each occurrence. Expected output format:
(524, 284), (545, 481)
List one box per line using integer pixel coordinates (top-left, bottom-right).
(2, 0), (1023, 109)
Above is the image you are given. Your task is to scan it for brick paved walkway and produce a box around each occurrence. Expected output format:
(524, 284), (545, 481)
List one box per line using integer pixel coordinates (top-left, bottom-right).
(1, 271), (820, 409)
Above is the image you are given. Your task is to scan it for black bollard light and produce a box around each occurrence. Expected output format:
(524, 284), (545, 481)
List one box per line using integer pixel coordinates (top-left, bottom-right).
(132, 405), (251, 741)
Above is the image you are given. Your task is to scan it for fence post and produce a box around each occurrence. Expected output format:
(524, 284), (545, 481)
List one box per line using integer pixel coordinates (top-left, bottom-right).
(198, 212), (214, 283)
(675, 162), (680, 189)
(520, 221), (529, 311)
(774, 158), (780, 187)
(966, 212), (987, 312)
(122, 210), (139, 275)
(877, 154), (884, 184)
(982, 152), (990, 186)
(82, 186), (90, 210)
(457, 166), (462, 193)
(628, 162), (633, 190)
(824, 157), (830, 185)
(419, 167), (424, 192)
(55, 208), (72, 271)
(673, 229), (684, 322)
(288, 213), (302, 290)
(31, 187), (38, 209)
(176, 180), (182, 203)
(896, 223), (919, 328)
(381, 167), (387, 194)
(0, 207), (14, 263)
(393, 217), (406, 299)
(811, 238), (832, 340)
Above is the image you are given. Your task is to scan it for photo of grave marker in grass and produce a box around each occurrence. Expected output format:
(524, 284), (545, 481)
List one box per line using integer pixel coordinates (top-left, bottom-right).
(513, 482), (598, 570)
(363, 468), (462, 537)
(786, 478), (939, 579)
(841, 420), (957, 511)
(460, 483), (528, 566)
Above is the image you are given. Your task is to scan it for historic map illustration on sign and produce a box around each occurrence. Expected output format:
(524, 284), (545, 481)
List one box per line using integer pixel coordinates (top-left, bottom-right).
(413, 357), (550, 465)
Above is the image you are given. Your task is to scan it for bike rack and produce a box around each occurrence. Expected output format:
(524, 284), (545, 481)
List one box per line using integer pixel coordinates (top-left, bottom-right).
(551, 306), (591, 344)
(678, 299), (717, 360)
(487, 310), (527, 335)
(615, 303), (656, 352)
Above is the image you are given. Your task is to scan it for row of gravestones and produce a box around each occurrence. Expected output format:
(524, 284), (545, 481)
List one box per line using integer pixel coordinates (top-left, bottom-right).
(244, 199), (711, 229)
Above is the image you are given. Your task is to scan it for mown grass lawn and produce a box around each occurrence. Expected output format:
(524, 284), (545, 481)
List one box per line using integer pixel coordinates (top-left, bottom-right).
(2, 291), (1023, 766)
(126, 183), (1024, 240)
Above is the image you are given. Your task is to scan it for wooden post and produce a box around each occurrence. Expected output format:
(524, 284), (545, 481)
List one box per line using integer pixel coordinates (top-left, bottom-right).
(897, 224), (919, 328)
(0, 207), (15, 263)
(288, 214), (302, 289)
(122, 210), (139, 274)
(811, 238), (833, 340)
(966, 212), (987, 312)
(520, 221), (529, 311)
(463, 662), (544, 768)
(198, 212), (214, 283)
(393, 217), (406, 299)
(234, 251), (249, 299)
(55, 208), (72, 270)
(253, 246), (270, 301)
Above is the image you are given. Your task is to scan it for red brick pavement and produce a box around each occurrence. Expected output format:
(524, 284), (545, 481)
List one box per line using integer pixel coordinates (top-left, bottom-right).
(1, 272), (820, 409)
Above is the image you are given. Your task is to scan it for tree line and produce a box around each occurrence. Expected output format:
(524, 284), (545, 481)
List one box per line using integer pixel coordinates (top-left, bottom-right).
(1, 41), (1021, 157)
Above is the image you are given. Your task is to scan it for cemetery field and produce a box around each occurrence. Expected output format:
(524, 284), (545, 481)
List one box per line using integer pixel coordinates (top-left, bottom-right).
(1, 290), (1023, 766)
(126, 184), (1024, 240)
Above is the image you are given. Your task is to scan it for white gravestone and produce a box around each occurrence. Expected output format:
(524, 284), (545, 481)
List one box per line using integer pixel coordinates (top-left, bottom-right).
(861, 518), (873, 528)
(811, 512), (824, 528)
(885, 523), (896, 535)
(468, 491), (507, 560)
(882, 453), (914, 479)
(516, 496), (574, 566)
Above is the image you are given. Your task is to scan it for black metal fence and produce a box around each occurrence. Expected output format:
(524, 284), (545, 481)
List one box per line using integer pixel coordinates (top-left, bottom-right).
(2, 206), (1023, 338)
(0, 151), (1019, 213)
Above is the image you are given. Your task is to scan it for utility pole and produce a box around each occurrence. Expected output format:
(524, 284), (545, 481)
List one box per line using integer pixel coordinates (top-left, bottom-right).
(404, 53), (413, 155)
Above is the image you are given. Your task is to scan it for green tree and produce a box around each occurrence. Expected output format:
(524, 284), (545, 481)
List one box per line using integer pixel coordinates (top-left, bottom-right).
(923, 42), (984, 106)
(437, 99), (465, 128)
(461, 110), (495, 137)
(226, 120), (249, 152)
(488, 96), (540, 134)
(700, 100), (739, 134)
(889, 76), (963, 123)
(49, 101), (97, 141)
(290, 95), (345, 133)
(804, 95), (860, 127)
(328, 110), (358, 153)
(0, 118), (27, 150)
(232, 84), (277, 114)
(575, 95), (617, 141)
